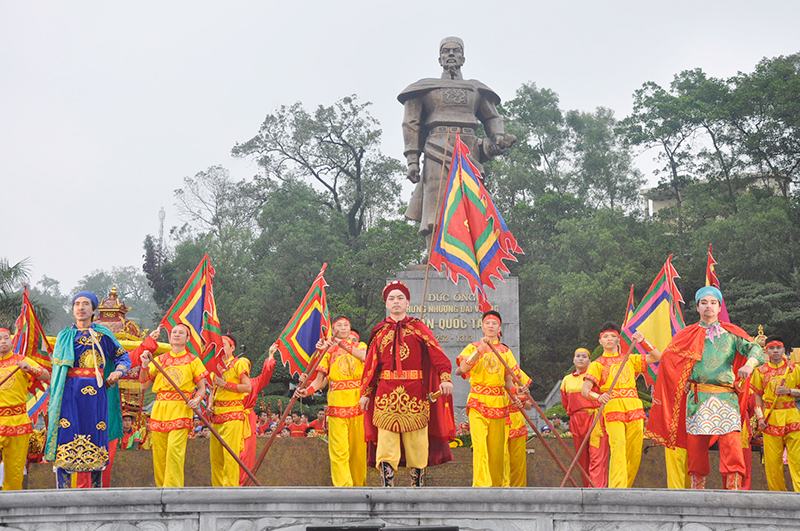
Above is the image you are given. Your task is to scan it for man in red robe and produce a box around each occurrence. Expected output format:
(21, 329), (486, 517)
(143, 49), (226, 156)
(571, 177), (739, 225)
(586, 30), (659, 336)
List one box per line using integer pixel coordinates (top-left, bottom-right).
(359, 280), (455, 487)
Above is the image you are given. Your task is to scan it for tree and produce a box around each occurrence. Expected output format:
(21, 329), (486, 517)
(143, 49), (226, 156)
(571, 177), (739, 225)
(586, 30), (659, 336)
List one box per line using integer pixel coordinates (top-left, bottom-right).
(727, 53), (800, 198)
(0, 258), (30, 326)
(232, 96), (404, 242)
(490, 83), (574, 209)
(671, 69), (742, 210)
(619, 81), (697, 233)
(566, 107), (644, 210)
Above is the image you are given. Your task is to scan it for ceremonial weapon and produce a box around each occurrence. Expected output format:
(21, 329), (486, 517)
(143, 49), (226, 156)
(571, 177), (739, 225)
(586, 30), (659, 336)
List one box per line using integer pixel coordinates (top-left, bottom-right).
(147, 355), (261, 486)
(244, 344), (328, 484)
(559, 348), (633, 487)
(481, 339), (585, 487)
(427, 390), (442, 402)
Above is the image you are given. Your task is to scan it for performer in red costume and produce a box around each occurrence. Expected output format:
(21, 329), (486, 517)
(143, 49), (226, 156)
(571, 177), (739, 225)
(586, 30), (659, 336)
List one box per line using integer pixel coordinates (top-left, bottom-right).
(359, 280), (455, 487)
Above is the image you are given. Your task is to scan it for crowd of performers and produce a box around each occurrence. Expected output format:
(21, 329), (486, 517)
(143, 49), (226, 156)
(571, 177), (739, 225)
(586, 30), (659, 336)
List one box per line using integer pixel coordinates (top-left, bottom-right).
(1, 282), (799, 491)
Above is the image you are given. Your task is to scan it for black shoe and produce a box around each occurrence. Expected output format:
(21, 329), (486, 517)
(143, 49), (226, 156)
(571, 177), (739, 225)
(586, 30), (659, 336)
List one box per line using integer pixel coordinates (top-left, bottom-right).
(410, 467), (425, 487)
(379, 462), (395, 487)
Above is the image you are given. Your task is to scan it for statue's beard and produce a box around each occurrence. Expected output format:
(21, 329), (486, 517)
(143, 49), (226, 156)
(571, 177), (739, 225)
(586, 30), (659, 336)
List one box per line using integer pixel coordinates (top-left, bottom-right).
(445, 64), (461, 79)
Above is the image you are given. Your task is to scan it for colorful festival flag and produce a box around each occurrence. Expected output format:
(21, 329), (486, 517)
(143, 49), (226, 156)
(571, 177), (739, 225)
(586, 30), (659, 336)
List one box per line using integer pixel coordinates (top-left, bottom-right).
(705, 243), (731, 323)
(27, 388), (48, 425)
(12, 287), (52, 391)
(622, 256), (686, 385)
(275, 264), (331, 376)
(429, 134), (523, 312)
(161, 254), (225, 375)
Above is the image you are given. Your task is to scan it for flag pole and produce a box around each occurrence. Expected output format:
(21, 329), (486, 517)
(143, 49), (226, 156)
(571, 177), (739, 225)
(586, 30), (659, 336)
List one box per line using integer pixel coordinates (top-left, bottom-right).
(420, 133), (453, 321)
(244, 346), (328, 484)
(145, 356), (261, 486)
(0, 367), (20, 388)
(482, 340), (589, 487)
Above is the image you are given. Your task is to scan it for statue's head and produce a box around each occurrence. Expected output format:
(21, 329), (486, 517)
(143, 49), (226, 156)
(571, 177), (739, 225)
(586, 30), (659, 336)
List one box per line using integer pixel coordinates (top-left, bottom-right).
(438, 36), (465, 74)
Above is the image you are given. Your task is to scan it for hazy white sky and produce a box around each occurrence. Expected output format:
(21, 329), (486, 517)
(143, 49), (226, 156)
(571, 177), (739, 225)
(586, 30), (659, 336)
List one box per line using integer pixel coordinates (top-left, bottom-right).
(2, 1), (798, 291)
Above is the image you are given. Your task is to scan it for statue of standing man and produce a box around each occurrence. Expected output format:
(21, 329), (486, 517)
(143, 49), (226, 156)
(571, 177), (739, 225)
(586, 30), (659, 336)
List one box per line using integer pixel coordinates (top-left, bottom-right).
(399, 36), (516, 252)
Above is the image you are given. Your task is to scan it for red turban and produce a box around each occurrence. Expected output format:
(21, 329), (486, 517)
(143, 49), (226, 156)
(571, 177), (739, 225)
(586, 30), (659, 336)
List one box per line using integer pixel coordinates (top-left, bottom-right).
(382, 280), (410, 301)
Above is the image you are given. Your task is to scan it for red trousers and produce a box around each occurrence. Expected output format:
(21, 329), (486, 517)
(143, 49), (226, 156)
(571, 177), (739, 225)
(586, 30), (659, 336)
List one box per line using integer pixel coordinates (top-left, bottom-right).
(570, 410), (609, 488)
(687, 432), (745, 478)
(722, 445), (752, 490)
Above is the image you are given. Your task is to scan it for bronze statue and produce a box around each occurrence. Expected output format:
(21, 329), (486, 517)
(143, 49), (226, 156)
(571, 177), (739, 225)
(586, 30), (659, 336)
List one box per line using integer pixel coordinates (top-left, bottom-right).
(398, 36), (516, 252)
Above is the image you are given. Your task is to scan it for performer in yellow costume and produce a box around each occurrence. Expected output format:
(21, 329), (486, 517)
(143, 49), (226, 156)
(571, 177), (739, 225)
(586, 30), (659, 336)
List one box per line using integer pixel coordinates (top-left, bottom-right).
(210, 335), (251, 487)
(582, 323), (661, 488)
(506, 363), (532, 487)
(298, 316), (367, 487)
(139, 324), (207, 487)
(753, 336), (800, 491)
(0, 327), (50, 490)
(456, 311), (522, 487)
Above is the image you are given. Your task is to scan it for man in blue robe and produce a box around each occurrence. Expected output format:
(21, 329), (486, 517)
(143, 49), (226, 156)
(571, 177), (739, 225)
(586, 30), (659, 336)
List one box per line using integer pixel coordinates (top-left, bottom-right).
(45, 291), (131, 488)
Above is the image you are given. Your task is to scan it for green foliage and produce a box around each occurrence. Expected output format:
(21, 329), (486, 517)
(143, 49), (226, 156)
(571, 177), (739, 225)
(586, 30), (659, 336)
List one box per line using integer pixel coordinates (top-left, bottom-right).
(544, 403), (568, 421)
(0, 258), (31, 326)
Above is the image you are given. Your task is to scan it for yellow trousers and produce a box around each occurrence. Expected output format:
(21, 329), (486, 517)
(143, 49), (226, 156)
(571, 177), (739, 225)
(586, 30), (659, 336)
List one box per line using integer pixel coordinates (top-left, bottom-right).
(0, 433), (31, 491)
(664, 446), (690, 489)
(605, 419), (643, 488)
(763, 431), (800, 491)
(376, 426), (428, 471)
(150, 429), (189, 487)
(210, 419), (245, 487)
(468, 410), (508, 487)
(328, 415), (366, 487)
(507, 435), (527, 487)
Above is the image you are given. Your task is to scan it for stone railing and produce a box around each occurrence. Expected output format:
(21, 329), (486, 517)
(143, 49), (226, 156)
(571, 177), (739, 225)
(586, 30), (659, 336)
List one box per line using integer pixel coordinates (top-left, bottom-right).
(1, 487), (798, 530)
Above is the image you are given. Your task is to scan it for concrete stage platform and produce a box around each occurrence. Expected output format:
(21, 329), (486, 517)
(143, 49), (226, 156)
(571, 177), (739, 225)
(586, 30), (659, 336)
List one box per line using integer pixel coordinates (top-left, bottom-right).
(1, 487), (799, 531)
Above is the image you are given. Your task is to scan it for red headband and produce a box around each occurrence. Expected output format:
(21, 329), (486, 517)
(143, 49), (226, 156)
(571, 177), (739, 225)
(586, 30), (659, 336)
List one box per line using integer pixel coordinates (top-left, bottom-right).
(383, 281), (410, 302)
(482, 315), (501, 324)
(599, 330), (620, 340)
(0, 327), (10, 335)
(766, 340), (784, 349)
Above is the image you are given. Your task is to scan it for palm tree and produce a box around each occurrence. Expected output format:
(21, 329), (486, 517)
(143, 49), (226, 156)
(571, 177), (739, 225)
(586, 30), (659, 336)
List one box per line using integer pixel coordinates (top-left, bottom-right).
(0, 257), (31, 326)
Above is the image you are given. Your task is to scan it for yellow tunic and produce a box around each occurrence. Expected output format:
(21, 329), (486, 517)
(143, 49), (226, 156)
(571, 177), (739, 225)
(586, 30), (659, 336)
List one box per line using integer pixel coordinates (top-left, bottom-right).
(318, 341), (366, 418)
(457, 341), (517, 419)
(318, 341), (367, 487)
(585, 352), (645, 423)
(147, 350), (208, 432)
(210, 357), (250, 487)
(0, 352), (41, 491)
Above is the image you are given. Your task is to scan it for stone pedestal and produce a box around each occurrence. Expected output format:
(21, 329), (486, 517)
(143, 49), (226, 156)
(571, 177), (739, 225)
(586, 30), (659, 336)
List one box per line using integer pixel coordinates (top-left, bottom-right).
(396, 269), (519, 420)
